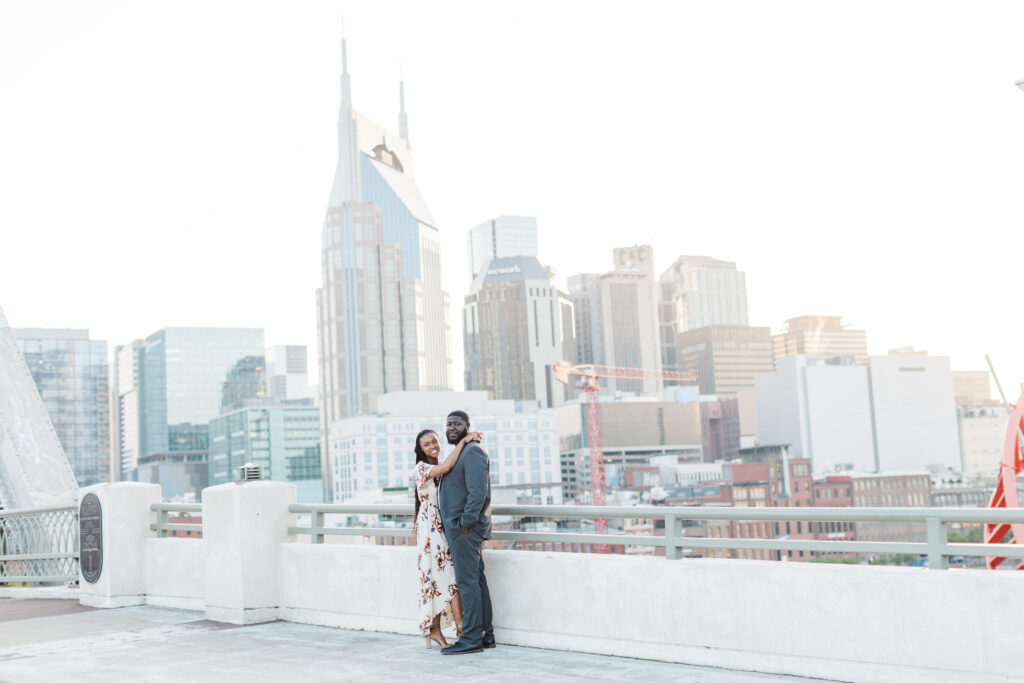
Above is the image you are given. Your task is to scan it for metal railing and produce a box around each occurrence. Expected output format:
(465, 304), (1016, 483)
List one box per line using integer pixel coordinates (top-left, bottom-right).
(150, 503), (203, 538)
(0, 505), (79, 584)
(288, 503), (1024, 570)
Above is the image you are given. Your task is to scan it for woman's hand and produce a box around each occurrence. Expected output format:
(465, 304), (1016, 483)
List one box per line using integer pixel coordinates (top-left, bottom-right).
(461, 431), (483, 445)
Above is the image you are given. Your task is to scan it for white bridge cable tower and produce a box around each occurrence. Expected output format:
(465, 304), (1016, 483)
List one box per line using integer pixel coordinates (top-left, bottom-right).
(0, 304), (78, 509)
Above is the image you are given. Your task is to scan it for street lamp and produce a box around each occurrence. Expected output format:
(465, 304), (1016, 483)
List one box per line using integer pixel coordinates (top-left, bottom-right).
(1016, 78), (1024, 92)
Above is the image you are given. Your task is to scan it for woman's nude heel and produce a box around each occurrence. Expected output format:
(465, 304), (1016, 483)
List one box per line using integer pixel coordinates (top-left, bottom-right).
(427, 627), (448, 649)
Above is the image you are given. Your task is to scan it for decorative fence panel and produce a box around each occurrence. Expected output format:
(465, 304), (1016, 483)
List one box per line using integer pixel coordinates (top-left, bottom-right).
(0, 505), (79, 584)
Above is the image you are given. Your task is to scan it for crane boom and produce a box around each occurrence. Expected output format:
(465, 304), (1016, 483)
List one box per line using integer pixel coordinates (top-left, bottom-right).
(555, 363), (694, 385)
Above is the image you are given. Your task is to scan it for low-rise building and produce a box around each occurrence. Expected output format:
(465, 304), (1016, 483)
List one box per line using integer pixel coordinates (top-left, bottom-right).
(851, 472), (931, 547)
(134, 450), (208, 502)
(811, 476), (855, 559)
(330, 391), (562, 504)
(958, 404), (1008, 475)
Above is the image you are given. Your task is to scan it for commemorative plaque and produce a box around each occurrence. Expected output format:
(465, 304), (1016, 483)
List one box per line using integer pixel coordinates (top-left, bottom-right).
(79, 493), (102, 583)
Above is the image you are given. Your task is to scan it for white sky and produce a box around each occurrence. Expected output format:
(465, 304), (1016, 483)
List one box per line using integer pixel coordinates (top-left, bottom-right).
(1, 1), (1023, 397)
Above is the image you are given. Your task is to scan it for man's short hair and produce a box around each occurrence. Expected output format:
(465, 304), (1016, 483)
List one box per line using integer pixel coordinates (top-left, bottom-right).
(447, 410), (470, 423)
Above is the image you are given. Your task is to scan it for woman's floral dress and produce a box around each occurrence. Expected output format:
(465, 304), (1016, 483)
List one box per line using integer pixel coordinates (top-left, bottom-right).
(414, 461), (458, 635)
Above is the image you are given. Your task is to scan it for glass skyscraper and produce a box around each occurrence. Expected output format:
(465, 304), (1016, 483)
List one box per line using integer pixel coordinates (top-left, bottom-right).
(316, 40), (453, 492)
(13, 329), (110, 486)
(139, 327), (265, 457)
(466, 215), (540, 283)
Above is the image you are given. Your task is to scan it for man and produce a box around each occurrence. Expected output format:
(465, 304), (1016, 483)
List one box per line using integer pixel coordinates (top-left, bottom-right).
(437, 410), (494, 654)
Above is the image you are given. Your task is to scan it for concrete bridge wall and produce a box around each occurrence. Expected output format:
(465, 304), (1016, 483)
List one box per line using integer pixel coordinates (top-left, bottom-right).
(76, 482), (1023, 683)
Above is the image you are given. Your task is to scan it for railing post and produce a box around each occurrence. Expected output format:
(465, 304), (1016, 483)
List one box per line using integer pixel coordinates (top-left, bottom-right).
(312, 511), (324, 545)
(203, 481), (297, 624)
(78, 483), (161, 608)
(926, 517), (948, 570)
(665, 514), (682, 560)
(156, 509), (168, 539)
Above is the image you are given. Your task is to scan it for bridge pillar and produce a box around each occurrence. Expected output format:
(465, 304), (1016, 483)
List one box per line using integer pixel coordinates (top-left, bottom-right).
(202, 481), (296, 625)
(78, 482), (161, 608)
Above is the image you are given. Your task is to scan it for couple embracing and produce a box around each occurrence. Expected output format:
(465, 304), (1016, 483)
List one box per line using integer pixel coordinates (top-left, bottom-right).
(412, 410), (495, 654)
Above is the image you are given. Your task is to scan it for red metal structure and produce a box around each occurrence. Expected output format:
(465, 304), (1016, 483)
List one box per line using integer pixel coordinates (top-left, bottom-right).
(986, 392), (1024, 569)
(554, 363), (696, 553)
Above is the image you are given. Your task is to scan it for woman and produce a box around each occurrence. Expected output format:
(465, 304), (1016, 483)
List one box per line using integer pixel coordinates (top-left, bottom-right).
(413, 427), (482, 648)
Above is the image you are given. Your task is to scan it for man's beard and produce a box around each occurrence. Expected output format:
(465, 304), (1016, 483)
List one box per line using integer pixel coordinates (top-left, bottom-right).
(447, 428), (467, 445)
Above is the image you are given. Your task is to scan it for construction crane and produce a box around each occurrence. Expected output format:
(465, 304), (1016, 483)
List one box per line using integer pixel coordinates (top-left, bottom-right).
(984, 354), (1024, 569)
(553, 362), (697, 553)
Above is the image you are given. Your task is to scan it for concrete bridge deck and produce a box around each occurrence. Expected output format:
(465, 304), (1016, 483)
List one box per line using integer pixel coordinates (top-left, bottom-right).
(0, 599), (812, 682)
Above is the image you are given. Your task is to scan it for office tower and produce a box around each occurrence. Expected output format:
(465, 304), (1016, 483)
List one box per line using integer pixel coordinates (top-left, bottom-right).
(756, 352), (961, 473)
(755, 355), (876, 472)
(677, 325), (774, 399)
(139, 327), (264, 457)
(221, 355), (267, 408)
(868, 353), (959, 472)
(659, 256), (749, 372)
(569, 245), (662, 394)
(568, 273), (603, 366)
(13, 328), (110, 487)
(209, 398), (321, 502)
(329, 391), (561, 503)
(111, 340), (143, 479)
(316, 40), (452, 496)
(0, 305), (78, 508)
(772, 316), (868, 364)
(463, 255), (575, 407)
(266, 345), (311, 400)
(466, 216), (540, 282)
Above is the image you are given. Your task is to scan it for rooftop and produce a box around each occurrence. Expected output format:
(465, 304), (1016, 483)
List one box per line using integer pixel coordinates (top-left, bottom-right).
(0, 598), (801, 682)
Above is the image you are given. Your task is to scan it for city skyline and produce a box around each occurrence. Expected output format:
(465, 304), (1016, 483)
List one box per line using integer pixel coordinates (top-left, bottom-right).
(2, 2), (1022, 395)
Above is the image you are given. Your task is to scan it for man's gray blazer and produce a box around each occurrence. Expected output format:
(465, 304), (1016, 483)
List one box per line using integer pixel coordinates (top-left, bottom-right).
(437, 442), (491, 539)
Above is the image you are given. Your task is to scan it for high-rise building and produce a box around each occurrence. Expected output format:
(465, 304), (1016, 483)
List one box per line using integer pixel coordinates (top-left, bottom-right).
(677, 325), (774, 399)
(111, 340), (143, 479)
(316, 40), (452, 495)
(772, 316), (867, 364)
(756, 352), (961, 473)
(755, 355), (876, 472)
(568, 273), (604, 367)
(466, 216), (540, 283)
(14, 329), (110, 487)
(329, 391), (561, 504)
(868, 353), (960, 472)
(209, 398), (321, 502)
(220, 355), (267, 408)
(139, 327), (265, 457)
(463, 255), (575, 408)
(659, 256), (749, 372)
(266, 345), (311, 400)
(569, 245), (662, 394)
